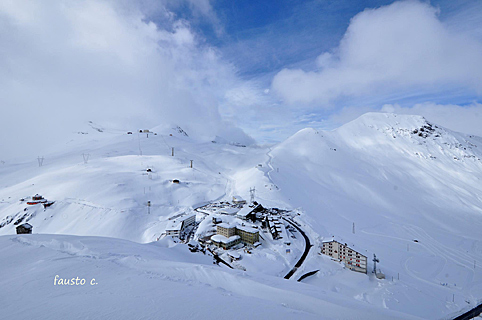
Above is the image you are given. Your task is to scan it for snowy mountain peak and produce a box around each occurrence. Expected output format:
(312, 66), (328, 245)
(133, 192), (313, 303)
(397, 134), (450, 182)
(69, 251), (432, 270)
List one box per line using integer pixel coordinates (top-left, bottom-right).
(337, 112), (430, 135)
(275, 112), (482, 170)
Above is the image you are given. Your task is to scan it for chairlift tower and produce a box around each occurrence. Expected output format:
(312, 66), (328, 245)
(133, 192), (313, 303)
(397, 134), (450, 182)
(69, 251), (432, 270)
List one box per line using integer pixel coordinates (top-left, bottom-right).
(82, 153), (90, 164)
(249, 187), (256, 203)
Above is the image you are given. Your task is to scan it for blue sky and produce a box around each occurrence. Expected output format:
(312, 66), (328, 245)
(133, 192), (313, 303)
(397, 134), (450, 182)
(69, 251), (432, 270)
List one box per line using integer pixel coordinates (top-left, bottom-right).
(158, 0), (482, 141)
(1, 0), (482, 159)
(169, 0), (482, 78)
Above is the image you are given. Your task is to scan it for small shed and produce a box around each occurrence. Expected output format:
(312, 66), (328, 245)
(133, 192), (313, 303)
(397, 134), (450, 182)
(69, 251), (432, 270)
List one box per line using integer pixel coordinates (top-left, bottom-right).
(32, 194), (43, 201)
(27, 194), (47, 205)
(218, 207), (239, 215)
(227, 251), (241, 260)
(232, 196), (247, 205)
(16, 223), (33, 234)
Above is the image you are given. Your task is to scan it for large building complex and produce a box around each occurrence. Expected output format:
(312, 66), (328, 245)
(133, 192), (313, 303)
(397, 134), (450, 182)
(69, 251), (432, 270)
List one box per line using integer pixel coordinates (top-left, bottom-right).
(211, 223), (259, 249)
(321, 240), (367, 274)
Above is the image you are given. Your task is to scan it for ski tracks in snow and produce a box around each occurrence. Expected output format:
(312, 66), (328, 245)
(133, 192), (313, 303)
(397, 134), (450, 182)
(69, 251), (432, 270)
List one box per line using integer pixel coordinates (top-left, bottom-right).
(265, 147), (280, 191)
(362, 224), (481, 292)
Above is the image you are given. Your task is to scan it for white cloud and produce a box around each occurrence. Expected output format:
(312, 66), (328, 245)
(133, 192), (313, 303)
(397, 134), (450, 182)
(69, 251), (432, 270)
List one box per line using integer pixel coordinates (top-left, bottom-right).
(271, 0), (482, 106)
(0, 0), (251, 160)
(184, 0), (224, 36)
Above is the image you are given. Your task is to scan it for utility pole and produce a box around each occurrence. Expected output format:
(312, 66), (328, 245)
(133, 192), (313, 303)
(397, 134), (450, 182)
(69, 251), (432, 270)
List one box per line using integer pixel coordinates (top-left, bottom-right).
(352, 222), (355, 234)
(373, 254), (379, 274)
(147, 201), (151, 214)
(190, 160), (193, 168)
(138, 133), (142, 156)
(171, 147), (174, 157)
(37, 156), (44, 167)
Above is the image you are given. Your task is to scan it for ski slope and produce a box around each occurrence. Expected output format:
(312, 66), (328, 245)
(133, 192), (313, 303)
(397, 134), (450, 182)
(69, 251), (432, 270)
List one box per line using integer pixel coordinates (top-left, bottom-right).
(1, 113), (481, 319)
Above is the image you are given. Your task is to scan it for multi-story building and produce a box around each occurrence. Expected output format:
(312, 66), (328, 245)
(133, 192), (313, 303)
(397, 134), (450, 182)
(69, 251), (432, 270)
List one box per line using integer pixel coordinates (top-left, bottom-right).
(321, 240), (367, 274)
(165, 214), (196, 237)
(266, 216), (283, 239)
(212, 223), (259, 249)
(165, 220), (182, 237)
(181, 214), (196, 228)
(211, 235), (241, 250)
(217, 223), (236, 238)
(235, 225), (259, 244)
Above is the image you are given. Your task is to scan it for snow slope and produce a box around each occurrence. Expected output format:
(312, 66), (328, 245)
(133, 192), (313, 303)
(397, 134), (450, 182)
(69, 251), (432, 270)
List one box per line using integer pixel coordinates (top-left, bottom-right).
(266, 113), (482, 319)
(1, 113), (482, 319)
(0, 124), (267, 242)
(0, 234), (417, 320)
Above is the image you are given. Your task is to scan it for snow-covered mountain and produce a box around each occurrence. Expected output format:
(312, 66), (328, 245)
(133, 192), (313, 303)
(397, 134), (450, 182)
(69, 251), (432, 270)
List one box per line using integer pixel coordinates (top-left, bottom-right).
(1, 112), (481, 319)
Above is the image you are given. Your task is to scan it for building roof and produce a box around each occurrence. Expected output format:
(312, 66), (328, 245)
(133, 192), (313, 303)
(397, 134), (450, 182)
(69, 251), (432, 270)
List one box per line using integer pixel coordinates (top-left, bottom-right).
(180, 214), (195, 222)
(217, 223), (234, 229)
(211, 235), (240, 244)
(322, 240), (366, 257)
(236, 225), (258, 234)
(18, 223), (32, 229)
(218, 207), (239, 215)
(236, 206), (253, 217)
(166, 220), (182, 231)
(227, 251), (241, 259)
(187, 240), (198, 247)
(322, 239), (337, 243)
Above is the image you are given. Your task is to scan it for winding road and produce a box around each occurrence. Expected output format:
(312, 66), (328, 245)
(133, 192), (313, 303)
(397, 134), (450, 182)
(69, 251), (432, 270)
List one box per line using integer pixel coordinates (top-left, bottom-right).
(453, 303), (482, 320)
(283, 217), (312, 279)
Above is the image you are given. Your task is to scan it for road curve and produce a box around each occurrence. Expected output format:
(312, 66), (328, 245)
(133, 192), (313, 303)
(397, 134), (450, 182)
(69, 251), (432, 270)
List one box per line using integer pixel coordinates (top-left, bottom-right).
(297, 270), (319, 282)
(283, 217), (312, 279)
(453, 303), (482, 320)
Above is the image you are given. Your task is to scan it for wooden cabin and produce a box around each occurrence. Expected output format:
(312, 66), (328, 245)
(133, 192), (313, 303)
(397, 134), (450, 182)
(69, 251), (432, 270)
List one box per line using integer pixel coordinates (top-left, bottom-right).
(16, 223), (33, 234)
